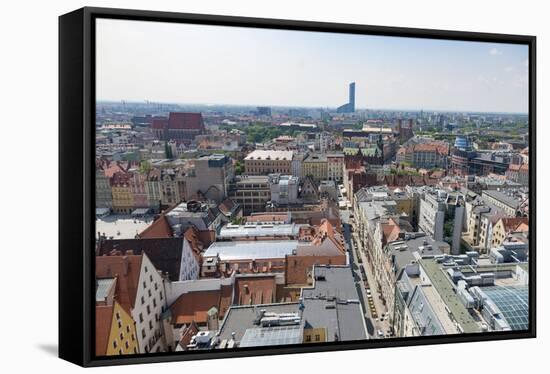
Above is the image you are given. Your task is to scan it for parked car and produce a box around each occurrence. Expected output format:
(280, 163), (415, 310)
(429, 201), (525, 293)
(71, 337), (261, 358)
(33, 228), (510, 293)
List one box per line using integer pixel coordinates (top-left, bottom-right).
(377, 330), (384, 338)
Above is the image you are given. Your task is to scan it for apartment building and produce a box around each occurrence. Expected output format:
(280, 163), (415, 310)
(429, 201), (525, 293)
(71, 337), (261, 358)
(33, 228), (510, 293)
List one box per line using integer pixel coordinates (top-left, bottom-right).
(244, 150), (293, 175)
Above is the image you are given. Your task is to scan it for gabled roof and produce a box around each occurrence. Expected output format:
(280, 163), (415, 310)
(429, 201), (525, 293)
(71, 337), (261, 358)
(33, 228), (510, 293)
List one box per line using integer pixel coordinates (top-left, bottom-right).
(381, 218), (402, 245)
(296, 219), (345, 256)
(138, 215), (174, 239)
(98, 238), (186, 281)
(96, 255), (143, 314)
(110, 171), (132, 187)
(95, 304), (114, 356)
(178, 321), (199, 349)
(218, 198), (240, 217)
(500, 217), (529, 233)
(102, 161), (129, 178)
(183, 226), (204, 263)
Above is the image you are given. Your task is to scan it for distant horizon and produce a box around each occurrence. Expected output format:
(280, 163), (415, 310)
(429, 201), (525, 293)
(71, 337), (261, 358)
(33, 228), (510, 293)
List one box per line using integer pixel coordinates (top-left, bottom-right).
(97, 18), (529, 113)
(96, 99), (529, 116)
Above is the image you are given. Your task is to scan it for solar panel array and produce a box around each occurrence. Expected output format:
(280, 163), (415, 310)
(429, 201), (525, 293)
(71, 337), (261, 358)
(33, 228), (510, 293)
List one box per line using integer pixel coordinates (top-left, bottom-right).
(239, 326), (303, 347)
(483, 285), (529, 331)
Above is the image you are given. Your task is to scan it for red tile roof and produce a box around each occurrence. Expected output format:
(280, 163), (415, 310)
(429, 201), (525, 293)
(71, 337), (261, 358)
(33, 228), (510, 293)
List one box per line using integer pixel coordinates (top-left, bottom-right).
(218, 198), (238, 217)
(138, 215), (174, 239)
(110, 171), (132, 187)
(246, 213), (289, 223)
(95, 304), (114, 356)
(413, 143), (449, 155)
(168, 112), (204, 130)
(151, 117), (168, 130)
(96, 255), (143, 314)
(183, 226), (204, 263)
(501, 217), (529, 233)
(382, 218), (402, 245)
(170, 290), (221, 325)
(102, 161), (128, 178)
(234, 276), (277, 305)
(179, 321), (199, 349)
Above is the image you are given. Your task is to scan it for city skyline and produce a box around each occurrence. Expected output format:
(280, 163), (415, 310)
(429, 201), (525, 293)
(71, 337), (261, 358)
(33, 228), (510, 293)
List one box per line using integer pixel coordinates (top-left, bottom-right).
(96, 18), (529, 114)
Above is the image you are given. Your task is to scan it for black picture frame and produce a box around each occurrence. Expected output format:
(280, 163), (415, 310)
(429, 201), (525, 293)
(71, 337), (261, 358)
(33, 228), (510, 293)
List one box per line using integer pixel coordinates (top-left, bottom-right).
(59, 6), (536, 367)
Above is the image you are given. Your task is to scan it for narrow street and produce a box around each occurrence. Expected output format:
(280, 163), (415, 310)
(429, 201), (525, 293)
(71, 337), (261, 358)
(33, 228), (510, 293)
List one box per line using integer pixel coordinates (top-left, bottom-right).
(356, 242), (392, 338)
(342, 208), (392, 339)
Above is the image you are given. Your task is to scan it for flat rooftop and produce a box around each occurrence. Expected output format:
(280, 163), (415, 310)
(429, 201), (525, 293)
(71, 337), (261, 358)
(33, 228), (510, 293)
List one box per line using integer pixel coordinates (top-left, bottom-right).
(218, 302), (300, 342)
(301, 266), (368, 342)
(419, 258), (480, 334)
(218, 223), (303, 239)
(203, 240), (299, 261)
(96, 215), (154, 240)
(245, 150), (293, 161)
(388, 234), (448, 272)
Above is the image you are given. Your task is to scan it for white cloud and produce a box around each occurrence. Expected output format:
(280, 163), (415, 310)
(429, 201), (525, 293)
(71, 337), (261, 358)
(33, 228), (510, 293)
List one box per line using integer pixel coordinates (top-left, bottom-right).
(489, 47), (503, 56)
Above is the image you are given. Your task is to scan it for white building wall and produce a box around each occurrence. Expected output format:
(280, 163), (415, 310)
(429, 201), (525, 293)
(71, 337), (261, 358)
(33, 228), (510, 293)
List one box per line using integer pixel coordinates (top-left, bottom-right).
(132, 254), (168, 354)
(178, 238), (200, 281)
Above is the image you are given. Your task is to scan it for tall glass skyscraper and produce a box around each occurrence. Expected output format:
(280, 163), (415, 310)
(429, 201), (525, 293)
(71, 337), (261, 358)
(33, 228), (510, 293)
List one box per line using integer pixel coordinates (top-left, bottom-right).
(337, 82), (356, 113)
(349, 82), (355, 112)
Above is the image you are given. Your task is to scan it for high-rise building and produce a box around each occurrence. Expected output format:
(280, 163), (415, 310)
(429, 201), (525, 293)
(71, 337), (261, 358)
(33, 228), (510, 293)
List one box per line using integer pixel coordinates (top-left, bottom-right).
(337, 82), (356, 113)
(349, 81), (355, 112)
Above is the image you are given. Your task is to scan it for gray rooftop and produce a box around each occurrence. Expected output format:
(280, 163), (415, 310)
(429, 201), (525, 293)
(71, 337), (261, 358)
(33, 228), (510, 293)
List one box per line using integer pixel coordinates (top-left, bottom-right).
(387, 233), (449, 272)
(482, 190), (521, 209)
(301, 266), (368, 342)
(239, 325), (303, 347)
(218, 302), (300, 342)
(203, 240), (299, 261)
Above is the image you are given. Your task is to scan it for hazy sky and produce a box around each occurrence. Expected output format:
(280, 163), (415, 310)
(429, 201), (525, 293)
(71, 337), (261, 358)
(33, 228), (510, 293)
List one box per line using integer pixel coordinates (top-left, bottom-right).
(96, 18), (529, 113)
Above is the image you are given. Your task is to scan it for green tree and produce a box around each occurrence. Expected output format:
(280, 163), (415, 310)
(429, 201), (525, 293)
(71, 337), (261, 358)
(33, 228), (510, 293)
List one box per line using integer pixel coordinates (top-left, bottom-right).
(164, 141), (173, 159)
(139, 160), (152, 174)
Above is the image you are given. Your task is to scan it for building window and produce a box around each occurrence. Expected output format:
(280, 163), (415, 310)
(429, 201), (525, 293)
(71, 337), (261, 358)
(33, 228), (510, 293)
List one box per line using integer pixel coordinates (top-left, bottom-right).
(148, 289), (152, 297)
(141, 296), (145, 305)
(113, 341), (118, 349)
(141, 329), (146, 339)
(305, 335), (311, 342)
(143, 281), (147, 289)
(153, 298), (157, 308)
(315, 335), (320, 342)
(139, 313), (144, 323)
(149, 321), (153, 330)
(147, 305), (151, 315)
(144, 266), (148, 273)
(126, 325), (130, 333)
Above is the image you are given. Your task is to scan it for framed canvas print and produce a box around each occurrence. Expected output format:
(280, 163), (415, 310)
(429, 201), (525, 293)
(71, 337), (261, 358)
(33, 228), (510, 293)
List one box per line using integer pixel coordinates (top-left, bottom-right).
(59, 7), (536, 367)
